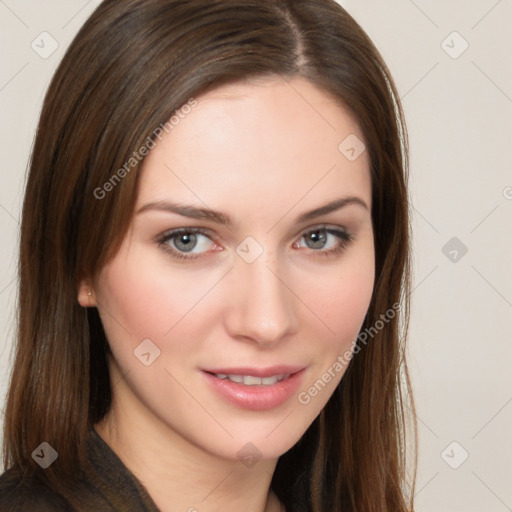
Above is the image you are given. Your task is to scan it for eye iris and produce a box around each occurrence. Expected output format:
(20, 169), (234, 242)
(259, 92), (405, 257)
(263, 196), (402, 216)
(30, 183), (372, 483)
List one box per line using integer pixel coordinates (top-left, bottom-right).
(174, 233), (197, 252)
(307, 230), (327, 249)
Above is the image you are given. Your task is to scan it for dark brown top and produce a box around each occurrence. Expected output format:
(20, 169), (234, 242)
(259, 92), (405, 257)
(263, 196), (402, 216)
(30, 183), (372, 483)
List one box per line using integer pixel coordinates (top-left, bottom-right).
(0, 428), (161, 511)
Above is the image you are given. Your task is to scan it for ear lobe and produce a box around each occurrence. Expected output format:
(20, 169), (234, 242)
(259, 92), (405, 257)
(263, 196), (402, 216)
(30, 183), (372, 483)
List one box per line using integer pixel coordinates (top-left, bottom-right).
(78, 280), (96, 308)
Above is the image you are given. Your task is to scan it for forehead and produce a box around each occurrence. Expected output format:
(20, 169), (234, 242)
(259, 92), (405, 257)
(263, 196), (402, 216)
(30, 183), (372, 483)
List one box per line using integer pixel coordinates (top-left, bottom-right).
(136, 76), (371, 218)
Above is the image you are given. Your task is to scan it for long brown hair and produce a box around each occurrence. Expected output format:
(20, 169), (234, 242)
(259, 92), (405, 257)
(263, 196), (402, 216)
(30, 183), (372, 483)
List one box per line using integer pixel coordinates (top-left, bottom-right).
(2, 0), (417, 510)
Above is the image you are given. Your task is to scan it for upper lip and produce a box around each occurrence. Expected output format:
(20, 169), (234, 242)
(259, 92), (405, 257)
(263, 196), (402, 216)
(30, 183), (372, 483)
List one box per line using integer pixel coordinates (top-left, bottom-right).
(202, 365), (306, 377)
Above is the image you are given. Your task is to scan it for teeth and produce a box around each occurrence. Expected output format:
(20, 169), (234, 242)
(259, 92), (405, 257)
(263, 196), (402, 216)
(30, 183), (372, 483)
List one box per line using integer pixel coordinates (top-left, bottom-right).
(214, 373), (289, 385)
(244, 375), (263, 385)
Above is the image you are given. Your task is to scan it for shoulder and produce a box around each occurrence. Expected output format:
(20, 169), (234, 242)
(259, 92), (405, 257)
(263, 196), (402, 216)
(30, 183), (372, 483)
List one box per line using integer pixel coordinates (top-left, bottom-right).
(0, 466), (73, 512)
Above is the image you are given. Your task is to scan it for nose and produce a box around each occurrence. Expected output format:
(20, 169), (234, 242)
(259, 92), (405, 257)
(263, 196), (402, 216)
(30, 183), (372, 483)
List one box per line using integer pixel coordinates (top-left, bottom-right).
(223, 250), (298, 347)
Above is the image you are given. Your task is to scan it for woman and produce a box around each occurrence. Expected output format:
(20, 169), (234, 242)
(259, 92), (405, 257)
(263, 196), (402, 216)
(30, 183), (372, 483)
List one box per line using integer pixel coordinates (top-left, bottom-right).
(0, 0), (417, 510)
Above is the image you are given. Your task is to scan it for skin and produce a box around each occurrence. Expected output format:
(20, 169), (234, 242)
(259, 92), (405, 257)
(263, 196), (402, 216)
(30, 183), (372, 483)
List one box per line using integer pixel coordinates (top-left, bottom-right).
(79, 76), (375, 512)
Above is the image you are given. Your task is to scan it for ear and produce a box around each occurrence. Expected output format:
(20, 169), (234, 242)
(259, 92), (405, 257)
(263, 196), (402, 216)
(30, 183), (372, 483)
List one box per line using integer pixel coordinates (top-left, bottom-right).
(77, 279), (97, 308)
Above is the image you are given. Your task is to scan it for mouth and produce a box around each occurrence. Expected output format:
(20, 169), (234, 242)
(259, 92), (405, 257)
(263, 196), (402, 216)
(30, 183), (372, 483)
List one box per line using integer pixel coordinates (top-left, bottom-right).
(201, 365), (306, 410)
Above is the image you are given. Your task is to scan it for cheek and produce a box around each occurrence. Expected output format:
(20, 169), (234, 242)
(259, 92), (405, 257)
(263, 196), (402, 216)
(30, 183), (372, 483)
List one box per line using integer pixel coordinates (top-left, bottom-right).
(96, 248), (213, 343)
(96, 265), (166, 342)
(294, 253), (374, 409)
(303, 244), (375, 351)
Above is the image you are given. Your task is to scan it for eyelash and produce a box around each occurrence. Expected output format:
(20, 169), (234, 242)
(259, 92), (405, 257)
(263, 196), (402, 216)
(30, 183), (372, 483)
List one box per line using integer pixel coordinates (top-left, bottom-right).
(156, 225), (354, 262)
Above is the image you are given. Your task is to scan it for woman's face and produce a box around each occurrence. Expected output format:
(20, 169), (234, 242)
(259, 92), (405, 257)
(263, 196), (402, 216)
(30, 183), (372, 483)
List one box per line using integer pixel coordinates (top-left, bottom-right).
(90, 76), (374, 461)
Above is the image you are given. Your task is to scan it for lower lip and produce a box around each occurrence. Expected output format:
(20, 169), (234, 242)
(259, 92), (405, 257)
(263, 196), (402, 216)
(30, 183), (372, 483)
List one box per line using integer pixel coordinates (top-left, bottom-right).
(201, 369), (306, 411)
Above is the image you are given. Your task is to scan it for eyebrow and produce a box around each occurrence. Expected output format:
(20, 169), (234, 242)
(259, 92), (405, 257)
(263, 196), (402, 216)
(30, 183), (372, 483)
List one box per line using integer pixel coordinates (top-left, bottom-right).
(136, 196), (368, 227)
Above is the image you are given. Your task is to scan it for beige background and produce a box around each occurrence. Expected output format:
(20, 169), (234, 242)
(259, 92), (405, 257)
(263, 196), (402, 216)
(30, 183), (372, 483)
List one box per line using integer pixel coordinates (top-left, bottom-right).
(1, 1), (511, 510)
